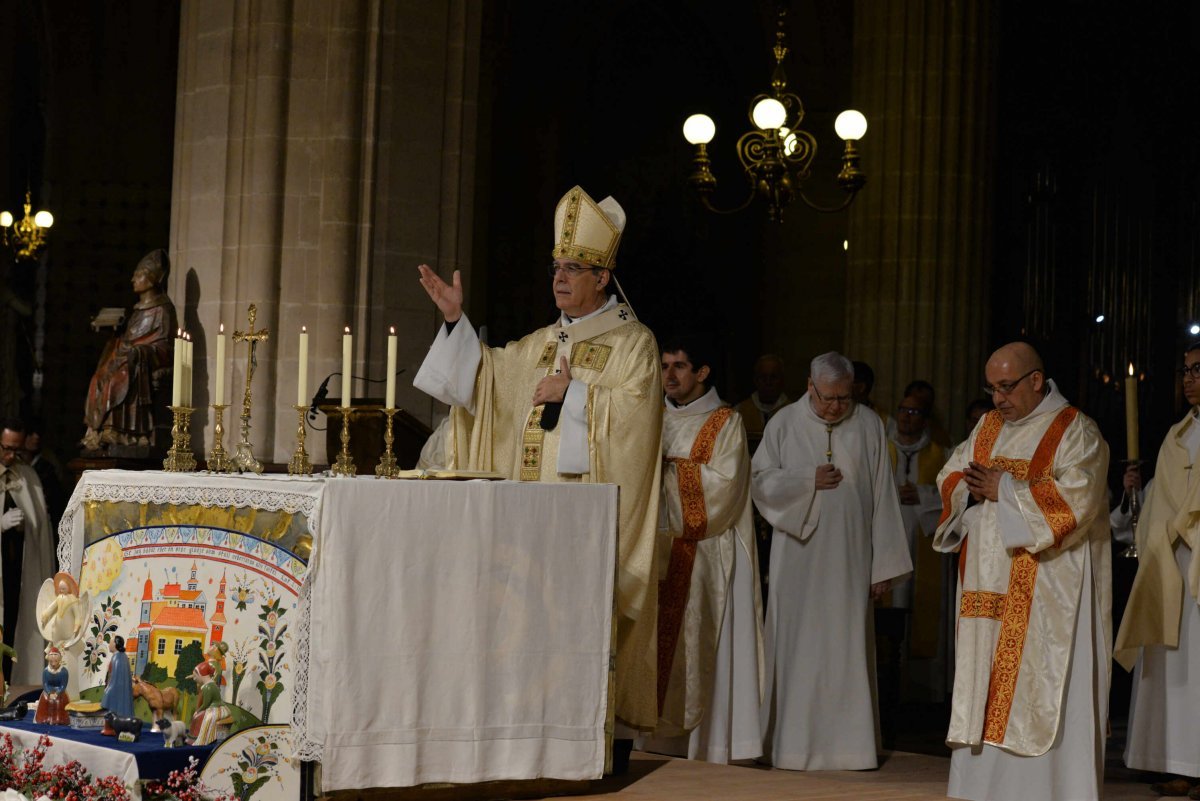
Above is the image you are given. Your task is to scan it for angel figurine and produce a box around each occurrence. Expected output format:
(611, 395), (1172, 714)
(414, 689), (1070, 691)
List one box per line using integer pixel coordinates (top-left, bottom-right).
(36, 571), (90, 650)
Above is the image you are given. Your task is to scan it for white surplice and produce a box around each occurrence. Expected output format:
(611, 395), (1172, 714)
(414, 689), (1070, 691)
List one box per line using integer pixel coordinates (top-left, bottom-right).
(641, 388), (764, 763)
(935, 382), (1111, 801)
(752, 396), (912, 770)
(0, 460), (56, 685)
(1117, 412), (1200, 777)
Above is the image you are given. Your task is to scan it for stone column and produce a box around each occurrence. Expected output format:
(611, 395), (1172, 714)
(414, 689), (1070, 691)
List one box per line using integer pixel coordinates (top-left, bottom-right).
(170, 0), (480, 463)
(843, 0), (996, 438)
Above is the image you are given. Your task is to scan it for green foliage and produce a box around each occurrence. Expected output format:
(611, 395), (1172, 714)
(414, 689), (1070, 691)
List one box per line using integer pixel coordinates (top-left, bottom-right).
(141, 661), (168, 684)
(173, 641), (205, 694)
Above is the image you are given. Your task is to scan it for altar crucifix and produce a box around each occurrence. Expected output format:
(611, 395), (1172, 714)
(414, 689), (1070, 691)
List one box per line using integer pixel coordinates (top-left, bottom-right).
(232, 303), (270, 473)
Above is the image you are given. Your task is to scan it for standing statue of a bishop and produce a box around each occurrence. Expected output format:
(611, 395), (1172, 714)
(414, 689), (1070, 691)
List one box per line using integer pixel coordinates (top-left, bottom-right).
(935, 342), (1110, 801)
(414, 187), (663, 745)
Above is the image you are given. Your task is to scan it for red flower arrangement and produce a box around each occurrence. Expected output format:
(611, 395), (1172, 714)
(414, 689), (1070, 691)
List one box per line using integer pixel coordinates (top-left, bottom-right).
(0, 735), (226, 801)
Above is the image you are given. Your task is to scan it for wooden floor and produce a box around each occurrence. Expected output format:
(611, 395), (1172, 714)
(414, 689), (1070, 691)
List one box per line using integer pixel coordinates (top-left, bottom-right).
(555, 747), (1170, 801)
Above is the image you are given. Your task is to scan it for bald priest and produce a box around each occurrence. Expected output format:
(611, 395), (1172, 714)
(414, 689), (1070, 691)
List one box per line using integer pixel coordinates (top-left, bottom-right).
(935, 343), (1110, 801)
(414, 186), (664, 741)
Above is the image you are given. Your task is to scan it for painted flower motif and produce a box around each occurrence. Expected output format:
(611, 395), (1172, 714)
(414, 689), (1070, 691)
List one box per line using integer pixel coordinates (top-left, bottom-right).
(263, 674), (277, 690)
(266, 611), (278, 627)
(265, 643), (276, 657)
(255, 741), (271, 756)
(242, 767), (258, 783)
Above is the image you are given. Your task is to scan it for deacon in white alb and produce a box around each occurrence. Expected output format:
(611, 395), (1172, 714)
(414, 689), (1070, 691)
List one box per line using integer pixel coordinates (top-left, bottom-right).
(935, 342), (1110, 801)
(642, 337), (763, 763)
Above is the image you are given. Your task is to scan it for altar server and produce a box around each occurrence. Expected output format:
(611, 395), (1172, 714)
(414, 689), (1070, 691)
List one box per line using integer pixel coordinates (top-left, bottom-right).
(1113, 343), (1200, 797)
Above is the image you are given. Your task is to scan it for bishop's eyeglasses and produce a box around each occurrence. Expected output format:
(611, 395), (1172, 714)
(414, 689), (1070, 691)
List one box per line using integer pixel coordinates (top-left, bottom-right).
(547, 263), (597, 278)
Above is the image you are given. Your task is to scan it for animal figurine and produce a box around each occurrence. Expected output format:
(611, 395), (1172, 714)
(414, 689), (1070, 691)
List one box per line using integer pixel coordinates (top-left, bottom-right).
(158, 718), (189, 748)
(0, 702), (27, 721)
(132, 676), (179, 729)
(104, 712), (143, 740)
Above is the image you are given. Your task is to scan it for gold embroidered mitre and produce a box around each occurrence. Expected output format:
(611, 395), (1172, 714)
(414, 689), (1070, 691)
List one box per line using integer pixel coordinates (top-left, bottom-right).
(551, 186), (626, 269)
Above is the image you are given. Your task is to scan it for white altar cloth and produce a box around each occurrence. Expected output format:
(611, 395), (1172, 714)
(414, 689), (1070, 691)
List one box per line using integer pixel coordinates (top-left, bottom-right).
(61, 471), (619, 791)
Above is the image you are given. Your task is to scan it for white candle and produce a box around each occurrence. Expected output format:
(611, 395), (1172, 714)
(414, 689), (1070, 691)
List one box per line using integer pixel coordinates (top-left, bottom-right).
(386, 326), (397, 409)
(298, 326), (309, 407)
(1126, 362), (1139, 460)
(342, 326), (352, 407)
(172, 331), (182, 406)
(185, 334), (194, 406)
(214, 324), (226, 405)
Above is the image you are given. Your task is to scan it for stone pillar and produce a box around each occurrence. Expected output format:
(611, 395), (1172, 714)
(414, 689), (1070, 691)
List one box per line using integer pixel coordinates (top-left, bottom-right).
(843, 0), (996, 438)
(170, 0), (480, 463)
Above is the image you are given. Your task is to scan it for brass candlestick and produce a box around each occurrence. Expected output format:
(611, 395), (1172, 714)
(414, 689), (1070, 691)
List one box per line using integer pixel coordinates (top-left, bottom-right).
(1121, 458), (1142, 559)
(163, 406), (197, 472)
(206, 404), (234, 472)
(232, 304), (269, 474)
(375, 408), (399, 477)
(330, 407), (356, 477)
(288, 405), (313, 476)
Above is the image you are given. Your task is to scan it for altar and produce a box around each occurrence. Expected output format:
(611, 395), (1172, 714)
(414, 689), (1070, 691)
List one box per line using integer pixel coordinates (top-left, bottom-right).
(49, 469), (619, 799)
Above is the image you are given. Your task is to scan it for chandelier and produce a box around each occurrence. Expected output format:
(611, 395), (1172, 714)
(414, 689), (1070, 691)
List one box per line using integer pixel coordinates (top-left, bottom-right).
(1, 189), (55, 261)
(682, 6), (867, 222)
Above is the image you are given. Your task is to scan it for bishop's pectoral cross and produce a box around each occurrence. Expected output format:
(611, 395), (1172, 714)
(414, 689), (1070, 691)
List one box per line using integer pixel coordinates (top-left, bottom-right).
(232, 304), (270, 473)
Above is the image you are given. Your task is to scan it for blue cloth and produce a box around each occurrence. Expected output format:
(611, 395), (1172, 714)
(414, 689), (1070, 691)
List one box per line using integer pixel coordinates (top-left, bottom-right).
(43, 664), (68, 694)
(102, 652), (134, 718)
(0, 713), (213, 779)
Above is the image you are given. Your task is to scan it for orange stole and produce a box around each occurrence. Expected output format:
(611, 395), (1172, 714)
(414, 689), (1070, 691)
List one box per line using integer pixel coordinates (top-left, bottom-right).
(656, 405), (733, 715)
(957, 406), (1078, 744)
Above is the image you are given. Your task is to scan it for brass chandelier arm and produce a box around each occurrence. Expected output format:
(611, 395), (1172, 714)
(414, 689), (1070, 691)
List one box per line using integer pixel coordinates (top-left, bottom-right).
(696, 186), (760, 216)
(795, 190), (859, 214)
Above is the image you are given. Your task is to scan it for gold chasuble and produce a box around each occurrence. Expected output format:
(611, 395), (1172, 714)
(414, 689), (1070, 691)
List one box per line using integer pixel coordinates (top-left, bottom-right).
(443, 304), (664, 729)
(934, 391), (1110, 757)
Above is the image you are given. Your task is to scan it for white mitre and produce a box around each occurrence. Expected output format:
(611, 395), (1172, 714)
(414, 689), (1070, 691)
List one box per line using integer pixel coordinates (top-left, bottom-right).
(552, 185), (626, 269)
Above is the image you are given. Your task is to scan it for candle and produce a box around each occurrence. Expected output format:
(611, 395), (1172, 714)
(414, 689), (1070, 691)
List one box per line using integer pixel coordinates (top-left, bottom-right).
(172, 330), (183, 406)
(386, 326), (397, 409)
(1125, 362), (1139, 460)
(298, 326), (309, 407)
(342, 326), (352, 407)
(184, 333), (194, 407)
(214, 324), (226, 405)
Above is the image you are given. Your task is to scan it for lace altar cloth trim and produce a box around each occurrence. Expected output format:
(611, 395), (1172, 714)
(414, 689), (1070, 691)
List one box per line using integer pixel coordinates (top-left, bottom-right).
(56, 470), (327, 762)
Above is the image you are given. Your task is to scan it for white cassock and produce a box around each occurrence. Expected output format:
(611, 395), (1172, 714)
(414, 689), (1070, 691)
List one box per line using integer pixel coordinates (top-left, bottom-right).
(935, 382), (1111, 801)
(641, 388), (764, 763)
(752, 396), (912, 770)
(1114, 410), (1200, 777)
(0, 460), (56, 685)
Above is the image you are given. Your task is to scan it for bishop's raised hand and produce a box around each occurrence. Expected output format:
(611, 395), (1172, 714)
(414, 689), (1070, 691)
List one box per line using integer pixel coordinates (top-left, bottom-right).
(417, 264), (464, 322)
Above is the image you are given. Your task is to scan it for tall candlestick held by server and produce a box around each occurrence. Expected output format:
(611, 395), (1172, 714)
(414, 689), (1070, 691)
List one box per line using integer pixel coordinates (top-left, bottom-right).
(298, 326), (309, 406)
(342, 326), (353, 407)
(1125, 362), (1139, 460)
(214, 323), (226, 405)
(386, 326), (397, 409)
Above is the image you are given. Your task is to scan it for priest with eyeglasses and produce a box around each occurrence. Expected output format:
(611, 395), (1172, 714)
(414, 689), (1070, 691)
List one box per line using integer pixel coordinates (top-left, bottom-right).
(414, 186), (663, 768)
(750, 351), (911, 770)
(935, 342), (1110, 801)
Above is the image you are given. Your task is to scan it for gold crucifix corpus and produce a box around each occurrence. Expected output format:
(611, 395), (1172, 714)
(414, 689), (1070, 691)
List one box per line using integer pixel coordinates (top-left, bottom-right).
(232, 303), (270, 473)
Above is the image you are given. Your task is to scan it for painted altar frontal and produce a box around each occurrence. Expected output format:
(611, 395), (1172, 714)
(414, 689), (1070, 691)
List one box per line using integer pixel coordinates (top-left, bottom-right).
(62, 472), (321, 801)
